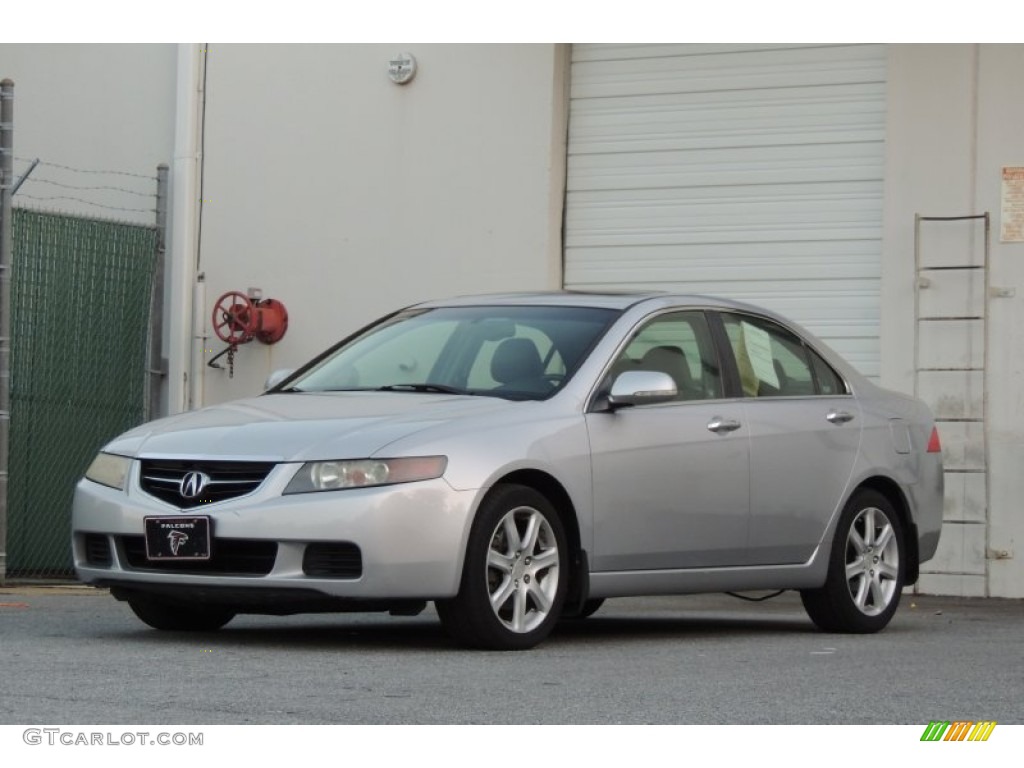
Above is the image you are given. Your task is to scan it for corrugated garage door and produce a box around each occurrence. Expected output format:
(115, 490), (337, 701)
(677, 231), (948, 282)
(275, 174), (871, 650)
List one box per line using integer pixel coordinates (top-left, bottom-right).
(564, 44), (887, 378)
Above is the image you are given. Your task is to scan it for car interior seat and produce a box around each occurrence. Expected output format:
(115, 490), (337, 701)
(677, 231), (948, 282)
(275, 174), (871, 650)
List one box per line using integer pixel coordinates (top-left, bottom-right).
(640, 345), (697, 400)
(491, 337), (547, 393)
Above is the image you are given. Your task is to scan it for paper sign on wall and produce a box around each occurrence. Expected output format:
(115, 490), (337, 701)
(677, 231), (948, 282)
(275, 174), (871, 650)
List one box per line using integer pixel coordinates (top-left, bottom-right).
(1002, 167), (1024, 243)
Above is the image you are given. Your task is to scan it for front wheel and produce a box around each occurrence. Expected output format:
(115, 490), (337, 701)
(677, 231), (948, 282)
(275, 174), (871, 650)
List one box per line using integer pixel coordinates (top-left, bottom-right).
(562, 598), (605, 620)
(436, 484), (568, 650)
(801, 489), (905, 633)
(128, 597), (235, 631)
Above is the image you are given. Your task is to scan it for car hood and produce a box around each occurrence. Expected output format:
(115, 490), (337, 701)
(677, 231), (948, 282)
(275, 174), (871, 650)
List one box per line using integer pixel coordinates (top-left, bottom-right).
(104, 392), (521, 462)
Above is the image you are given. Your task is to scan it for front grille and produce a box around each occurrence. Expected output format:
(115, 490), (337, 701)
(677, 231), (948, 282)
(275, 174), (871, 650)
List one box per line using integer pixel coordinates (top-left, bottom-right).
(84, 534), (112, 567)
(120, 536), (277, 576)
(303, 542), (363, 579)
(139, 459), (275, 508)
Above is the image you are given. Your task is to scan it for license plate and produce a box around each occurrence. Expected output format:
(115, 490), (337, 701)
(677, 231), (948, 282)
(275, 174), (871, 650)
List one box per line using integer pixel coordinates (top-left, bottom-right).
(144, 516), (212, 561)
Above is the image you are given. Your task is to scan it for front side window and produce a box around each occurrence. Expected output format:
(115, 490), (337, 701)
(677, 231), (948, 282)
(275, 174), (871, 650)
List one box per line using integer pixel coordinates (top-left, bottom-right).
(609, 311), (723, 401)
(287, 305), (618, 401)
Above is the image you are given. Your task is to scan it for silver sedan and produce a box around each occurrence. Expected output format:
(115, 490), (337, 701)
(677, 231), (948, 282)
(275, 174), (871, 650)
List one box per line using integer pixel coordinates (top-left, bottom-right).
(72, 293), (944, 649)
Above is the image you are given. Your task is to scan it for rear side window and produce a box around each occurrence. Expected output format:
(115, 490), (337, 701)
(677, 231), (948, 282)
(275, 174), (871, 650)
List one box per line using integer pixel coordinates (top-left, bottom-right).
(721, 313), (844, 398)
(809, 348), (847, 395)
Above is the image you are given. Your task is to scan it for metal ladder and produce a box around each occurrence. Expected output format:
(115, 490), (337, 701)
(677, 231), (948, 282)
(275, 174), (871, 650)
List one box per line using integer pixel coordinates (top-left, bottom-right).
(913, 213), (990, 595)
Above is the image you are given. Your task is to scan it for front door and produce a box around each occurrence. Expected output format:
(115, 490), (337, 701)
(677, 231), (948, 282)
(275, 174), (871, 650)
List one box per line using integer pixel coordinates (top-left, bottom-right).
(586, 310), (750, 571)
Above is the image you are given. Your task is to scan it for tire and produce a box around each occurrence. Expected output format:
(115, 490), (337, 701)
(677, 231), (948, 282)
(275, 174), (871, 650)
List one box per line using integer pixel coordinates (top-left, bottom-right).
(801, 489), (905, 633)
(128, 597), (235, 631)
(562, 598), (605, 620)
(436, 484), (568, 650)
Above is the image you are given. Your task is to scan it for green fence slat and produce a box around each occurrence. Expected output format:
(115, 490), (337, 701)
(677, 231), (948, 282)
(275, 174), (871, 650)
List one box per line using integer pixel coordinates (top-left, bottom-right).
(9, 208), (157, 577)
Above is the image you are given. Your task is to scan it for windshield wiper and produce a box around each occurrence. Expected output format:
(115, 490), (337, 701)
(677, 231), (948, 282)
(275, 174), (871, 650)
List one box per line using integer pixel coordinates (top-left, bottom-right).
(376, 383), (469, 395)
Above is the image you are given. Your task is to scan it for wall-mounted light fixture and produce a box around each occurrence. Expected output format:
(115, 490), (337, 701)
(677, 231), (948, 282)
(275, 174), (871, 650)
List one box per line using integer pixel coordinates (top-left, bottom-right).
(388, 53), (417, 85)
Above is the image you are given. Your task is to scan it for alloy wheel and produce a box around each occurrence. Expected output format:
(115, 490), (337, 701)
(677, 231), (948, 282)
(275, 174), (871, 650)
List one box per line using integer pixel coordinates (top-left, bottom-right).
(486, 505), (561, 633)
(845, 506), (900, 616)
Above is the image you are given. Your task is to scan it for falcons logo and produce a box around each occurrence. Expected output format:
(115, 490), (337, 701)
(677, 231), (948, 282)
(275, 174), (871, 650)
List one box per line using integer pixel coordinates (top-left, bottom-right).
(168, 529), (189, 556)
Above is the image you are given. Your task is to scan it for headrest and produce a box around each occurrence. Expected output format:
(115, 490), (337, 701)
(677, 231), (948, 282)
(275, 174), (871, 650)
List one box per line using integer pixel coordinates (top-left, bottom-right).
(491, 338), (544, 384)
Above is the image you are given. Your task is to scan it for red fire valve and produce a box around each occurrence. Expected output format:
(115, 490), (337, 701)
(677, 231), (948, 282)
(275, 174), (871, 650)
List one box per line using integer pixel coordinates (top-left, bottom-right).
(212, 291), (289, 345)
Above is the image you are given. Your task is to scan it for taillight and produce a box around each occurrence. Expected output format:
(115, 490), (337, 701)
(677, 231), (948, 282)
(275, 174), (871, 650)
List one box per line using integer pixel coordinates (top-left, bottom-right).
(927, 426), (942, 453)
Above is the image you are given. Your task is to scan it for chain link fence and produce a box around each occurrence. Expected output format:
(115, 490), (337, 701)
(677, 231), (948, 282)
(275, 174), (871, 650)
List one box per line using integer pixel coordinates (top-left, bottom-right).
(8, 208), (158, 577)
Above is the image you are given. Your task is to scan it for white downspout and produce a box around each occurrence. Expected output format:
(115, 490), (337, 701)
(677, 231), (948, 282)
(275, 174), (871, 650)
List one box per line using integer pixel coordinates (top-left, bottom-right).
(168, 43), (204, 413)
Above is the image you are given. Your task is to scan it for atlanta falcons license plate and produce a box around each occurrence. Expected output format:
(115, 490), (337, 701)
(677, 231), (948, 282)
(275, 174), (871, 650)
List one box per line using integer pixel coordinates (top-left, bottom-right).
(144, 516), (211, 561)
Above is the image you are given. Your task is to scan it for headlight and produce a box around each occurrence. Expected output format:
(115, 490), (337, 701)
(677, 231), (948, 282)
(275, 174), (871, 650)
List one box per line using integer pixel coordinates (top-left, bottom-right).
(283, 456), (447, 494)
(84, 452), (132, 490)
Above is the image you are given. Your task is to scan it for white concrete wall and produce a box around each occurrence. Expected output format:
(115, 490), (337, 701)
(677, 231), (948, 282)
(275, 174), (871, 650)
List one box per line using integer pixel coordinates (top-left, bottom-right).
(976, 45), (1024, 599)
(189, 44), (568, 407)
(0, 44), (177, 224)
(881, 44), (1024, 598)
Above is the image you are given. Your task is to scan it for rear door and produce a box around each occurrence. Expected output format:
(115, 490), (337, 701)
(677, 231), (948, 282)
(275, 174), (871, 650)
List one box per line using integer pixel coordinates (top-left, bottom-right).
(716, 311), (861, 565)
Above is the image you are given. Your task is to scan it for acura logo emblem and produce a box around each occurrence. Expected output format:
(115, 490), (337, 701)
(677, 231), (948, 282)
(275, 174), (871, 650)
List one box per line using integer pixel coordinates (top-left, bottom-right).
(179, 471), (210, 499)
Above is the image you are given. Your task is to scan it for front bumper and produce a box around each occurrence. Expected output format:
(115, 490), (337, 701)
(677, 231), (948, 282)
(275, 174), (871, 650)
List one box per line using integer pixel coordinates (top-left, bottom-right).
(71, 462), (478, 605)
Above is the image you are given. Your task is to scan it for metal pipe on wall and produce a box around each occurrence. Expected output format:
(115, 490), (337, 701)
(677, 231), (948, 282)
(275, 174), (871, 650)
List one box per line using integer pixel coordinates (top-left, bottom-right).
(168, 45), (203, 414)
(192, 273), (206, 407)
(190, 45), (209, 412)
(148, 164), (169, 421)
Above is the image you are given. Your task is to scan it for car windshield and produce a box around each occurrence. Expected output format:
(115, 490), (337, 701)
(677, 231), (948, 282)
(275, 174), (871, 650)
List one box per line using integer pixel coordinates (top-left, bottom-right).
(287, 305), (619, 400)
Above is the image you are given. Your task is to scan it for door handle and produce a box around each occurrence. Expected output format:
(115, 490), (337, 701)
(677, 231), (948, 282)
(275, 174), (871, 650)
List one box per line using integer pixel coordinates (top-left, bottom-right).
(826, 410), (855, 424)
(707, 417), (742, 434)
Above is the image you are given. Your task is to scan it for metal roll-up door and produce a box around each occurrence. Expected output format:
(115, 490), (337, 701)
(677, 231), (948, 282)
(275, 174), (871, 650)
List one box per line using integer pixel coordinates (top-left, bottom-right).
(565, 44), (887, 378)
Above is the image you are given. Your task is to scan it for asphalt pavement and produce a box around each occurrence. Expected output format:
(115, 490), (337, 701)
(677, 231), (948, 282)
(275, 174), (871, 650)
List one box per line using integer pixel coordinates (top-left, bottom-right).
(1, 585), (1021, 724)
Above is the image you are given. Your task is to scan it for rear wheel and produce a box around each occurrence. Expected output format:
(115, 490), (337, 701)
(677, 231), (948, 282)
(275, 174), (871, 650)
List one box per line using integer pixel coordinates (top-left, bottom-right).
(128, 597), (235, 631)
(436, 484), (568, 650)
(801, 489), (905, 633)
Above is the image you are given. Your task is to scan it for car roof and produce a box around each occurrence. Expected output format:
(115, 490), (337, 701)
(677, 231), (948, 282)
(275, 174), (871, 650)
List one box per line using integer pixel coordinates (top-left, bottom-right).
(412, 291), (765, 313)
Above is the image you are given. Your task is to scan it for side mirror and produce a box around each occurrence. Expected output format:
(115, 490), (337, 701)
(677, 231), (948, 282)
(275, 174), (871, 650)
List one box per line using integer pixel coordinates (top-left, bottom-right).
(607, 370), (677, 409)
(264, 368), (295, 392)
